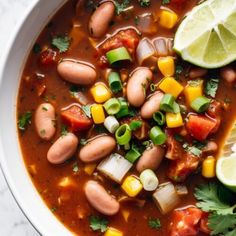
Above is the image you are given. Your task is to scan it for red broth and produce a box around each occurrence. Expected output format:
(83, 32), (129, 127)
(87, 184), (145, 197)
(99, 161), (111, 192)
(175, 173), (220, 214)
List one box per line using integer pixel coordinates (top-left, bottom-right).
(17, 0), (236, 235)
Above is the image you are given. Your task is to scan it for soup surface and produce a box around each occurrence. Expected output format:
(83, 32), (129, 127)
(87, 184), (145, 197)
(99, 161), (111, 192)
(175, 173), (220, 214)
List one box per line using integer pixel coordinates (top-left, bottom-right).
(17, 0), (236, 235)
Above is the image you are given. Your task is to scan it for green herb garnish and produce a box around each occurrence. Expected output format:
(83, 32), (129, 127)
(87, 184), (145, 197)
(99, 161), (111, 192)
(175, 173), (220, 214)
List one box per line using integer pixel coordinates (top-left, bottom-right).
(89, 216), (109, 233)
(205, 78), (219, 98)
(61, 125), (68, 136)
(139, 0), (151, 7)
(129, 120), (142, 131)
(148, 218), (161, 229)
(114, 0), (131, 15)
(18, 111), (32, 131)
(52, 36), (71, 53)
(81, 105), (92, 118)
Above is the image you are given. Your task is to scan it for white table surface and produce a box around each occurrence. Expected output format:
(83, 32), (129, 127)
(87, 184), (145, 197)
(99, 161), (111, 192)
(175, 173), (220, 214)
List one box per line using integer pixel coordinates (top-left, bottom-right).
(0, 0), (40, 235)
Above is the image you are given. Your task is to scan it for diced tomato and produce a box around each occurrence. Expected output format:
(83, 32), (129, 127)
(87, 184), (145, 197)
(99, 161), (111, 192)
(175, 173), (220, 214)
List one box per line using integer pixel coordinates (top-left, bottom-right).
(171, 0), (188, 4)
(61, 105), (93, 132)
(199, 212), (211, 235)
(186, 115), (217, 141)
(39, 48), (59, 66)
(168, 152), (200, 182)
(97, 29), (140, 67)
(169, 207), (203, 236)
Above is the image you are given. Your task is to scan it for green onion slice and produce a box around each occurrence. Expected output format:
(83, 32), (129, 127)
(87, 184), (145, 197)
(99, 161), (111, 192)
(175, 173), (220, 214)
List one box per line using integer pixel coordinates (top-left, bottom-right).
(115, 124), (131, 145)
(129, 120), (142, 131)
(160, 94), (180, 113)
(106, 47), (132, 65)
(104, 98), (121, 115)
(140, 169), (159, 191)
(149, 126), (167, 145)
(191, 96), (211, 113)
(125, 148), (141, 163)
(150, 83), (156, 92)
(108, 72), (122, 94)
(153, 111), (166, 126)
(116, 97), (129, 118)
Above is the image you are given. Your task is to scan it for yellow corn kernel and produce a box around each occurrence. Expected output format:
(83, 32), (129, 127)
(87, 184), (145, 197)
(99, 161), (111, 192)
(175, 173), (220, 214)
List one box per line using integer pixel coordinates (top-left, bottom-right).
(121, 209), (130, 222)
(159, 10), (178, 29)
(121, 176), (143, 197)
(84, 164), (97, 175)
(158, 57), (175, 77)
(166, 112), (184, 128)
(91, 104), (105, 124)
(58, 177), (77, 188)
(104, 227), (123, 236)
(159, 77), (184, 98)
(202, 156), (216, 178)
(90, 83), (112, 103)
(184, 80), (203, 105)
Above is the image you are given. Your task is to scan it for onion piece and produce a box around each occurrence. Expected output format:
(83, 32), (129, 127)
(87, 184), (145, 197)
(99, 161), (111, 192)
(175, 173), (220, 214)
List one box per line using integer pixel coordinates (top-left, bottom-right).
(153, 37), (174, 57)
(136, 38), (156, 65)
(104, 116), (120, 133)
(152, 182), (180, 214)
(175, 184), (188, 196)
(97, 153), (133, 183)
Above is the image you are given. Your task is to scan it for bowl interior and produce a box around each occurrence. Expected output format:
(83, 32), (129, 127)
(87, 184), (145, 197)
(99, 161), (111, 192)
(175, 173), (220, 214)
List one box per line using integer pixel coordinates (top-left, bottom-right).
(0, 0), (74, 235)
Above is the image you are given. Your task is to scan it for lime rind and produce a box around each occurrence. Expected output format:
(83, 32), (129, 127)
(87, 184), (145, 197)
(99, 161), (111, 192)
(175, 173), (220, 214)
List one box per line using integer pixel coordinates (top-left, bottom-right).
(174, 0), (236, 68)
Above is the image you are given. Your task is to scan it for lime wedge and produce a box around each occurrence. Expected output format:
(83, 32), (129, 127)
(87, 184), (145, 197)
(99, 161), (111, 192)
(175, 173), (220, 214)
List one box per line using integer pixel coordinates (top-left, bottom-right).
(174, 0), (236, 68)
(216, 154), (236, 192)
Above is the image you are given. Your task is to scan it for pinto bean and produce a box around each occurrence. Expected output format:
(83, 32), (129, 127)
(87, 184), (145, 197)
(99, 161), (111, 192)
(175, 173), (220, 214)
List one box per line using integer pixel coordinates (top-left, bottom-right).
(84, 180), (120, 215)
(202, 141), (218, 154)
(189, 67), (208, 79)
(220, 66), (236, 84)
(79, 136), (116, 163)
(47, 133), (78, 164)
(127, 67), (153, 107)
(136, 145), (165, 173)
(89, 1), (115, 38)
(141, 91), (164, 119)
(57, 60), (96, 85)
(35, 103), (56, 140)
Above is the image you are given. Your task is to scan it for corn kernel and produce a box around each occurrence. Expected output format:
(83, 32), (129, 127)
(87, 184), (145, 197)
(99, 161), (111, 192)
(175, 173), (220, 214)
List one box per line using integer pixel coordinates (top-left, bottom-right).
(90, 83), (112, 103)
(58, 177), (77, 188)
(159, 10), (178, 29)
(184, 80), (203, 105)
(104, 227), (123, 236)
(159, 77), (184, 98)
(202, 156), (216, 178)
(166, 113), (184, 128)
(158, 57), (175, 77)
(121, 209), (130, 222)
(91, 104), (105, 124)
(121, 176), (143, 197)
(84, 164), (97, 175)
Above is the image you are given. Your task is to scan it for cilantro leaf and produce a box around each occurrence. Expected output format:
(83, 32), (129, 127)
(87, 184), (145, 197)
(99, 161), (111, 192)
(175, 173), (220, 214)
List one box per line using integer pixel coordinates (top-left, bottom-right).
(81, 105), (92, 118)
(52, 36), (71, 53)
(205, 78), (219, 98)
(208, 214), (236, 235)
(114, 0), (131, 15)
(148, 218), (161, 229)
(61, 125), (68, 136)
(194, 182), (236, 215)
(89, 216), (108, 233)
(139, 0), (151, 7)
(18, 111), (32, 131)
(162, 0), (171, 4)
(183, 143), (202, 157)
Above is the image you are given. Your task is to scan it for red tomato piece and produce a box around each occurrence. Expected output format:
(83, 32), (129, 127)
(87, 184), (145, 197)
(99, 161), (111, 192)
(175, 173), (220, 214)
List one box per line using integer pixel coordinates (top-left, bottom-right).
(169, 207), (203, 236)
(186, 115), (217, 141)
(61, 105), (93, 132)
(168, 152), (200, 182)
(199, 212), (211, 235)
(171, 0), (188, 4)
(39, 48), (58, 66)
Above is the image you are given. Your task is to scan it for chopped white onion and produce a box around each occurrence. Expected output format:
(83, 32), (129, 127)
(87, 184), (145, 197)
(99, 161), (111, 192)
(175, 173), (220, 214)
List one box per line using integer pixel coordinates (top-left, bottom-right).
(136, 38), (156, 65)
(104, 116), (119, 133)
(153, 37), (174, 57)
(97, 153), (132, 183)
(153, 182), (180, 215)
(175, 184), (188, 196)
(140, 169), (159, 191)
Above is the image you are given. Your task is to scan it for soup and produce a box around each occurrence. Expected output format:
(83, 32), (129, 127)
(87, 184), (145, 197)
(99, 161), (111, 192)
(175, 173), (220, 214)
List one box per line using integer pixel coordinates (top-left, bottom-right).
(17, 0), (236, 235)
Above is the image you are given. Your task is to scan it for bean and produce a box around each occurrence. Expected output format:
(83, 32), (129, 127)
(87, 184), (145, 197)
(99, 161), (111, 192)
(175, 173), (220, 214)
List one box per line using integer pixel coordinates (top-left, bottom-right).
(136, 145), (164, 173)
(89, 1), (115, 38)
(47, 133), (78, 164)
(127, 67), (153, 107)
(220, 67), (236, 84)
(189, 67), (208, 79)
(141, 91), (164, 119)
(84, 180), (120, 215)
(79, 136), (116, 163)
(35, 103), (56, 140)
(57, 60), (96, 85)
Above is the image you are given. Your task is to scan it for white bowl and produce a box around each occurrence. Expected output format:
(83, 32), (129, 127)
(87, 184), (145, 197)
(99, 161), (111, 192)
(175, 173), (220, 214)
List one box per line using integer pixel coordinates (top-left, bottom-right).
(0, 1), (75, 235)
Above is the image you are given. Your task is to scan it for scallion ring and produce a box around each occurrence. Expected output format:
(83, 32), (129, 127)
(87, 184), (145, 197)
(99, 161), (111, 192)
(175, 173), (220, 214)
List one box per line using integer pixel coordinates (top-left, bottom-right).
(191, 96), (211, 113)
(104, 98), (121, 115)
(160, 94), (175, 113)
(115, 124), (131, 145)
(116, 97), (129, 118)
(149, 126), (167, 145)
(106, 47), (132, 65)
(153, 111), (166, 126)
(125, 148), (141, 163)
(140, 169), (159, 191)
(108, 72), (122, 94)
